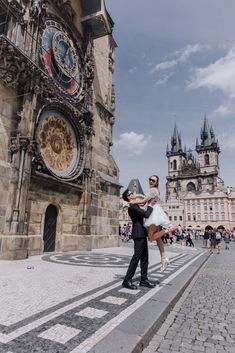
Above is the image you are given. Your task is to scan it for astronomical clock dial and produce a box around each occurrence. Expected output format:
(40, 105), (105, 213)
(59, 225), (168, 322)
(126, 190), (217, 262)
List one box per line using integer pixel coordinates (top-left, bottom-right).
(36, 110), (81, 180)
(40, 21), (82, 97)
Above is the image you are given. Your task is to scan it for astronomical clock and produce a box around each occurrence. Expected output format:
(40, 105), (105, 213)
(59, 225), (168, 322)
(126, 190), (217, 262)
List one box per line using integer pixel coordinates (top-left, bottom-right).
(34, 19), (89, 182)
(40, 20), (83, 98)
(36, 110), (85, 181)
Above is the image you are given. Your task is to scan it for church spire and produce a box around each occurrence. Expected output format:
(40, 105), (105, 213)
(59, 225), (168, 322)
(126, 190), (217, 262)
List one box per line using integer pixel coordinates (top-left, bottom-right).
(201, 116), (212, 146)
(171, 123), (182, 153)
(196, 116), (220, 153)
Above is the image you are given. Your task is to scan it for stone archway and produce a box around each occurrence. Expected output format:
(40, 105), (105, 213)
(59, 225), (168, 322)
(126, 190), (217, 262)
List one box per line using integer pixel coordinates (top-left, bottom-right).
(43, 204), (58, 252)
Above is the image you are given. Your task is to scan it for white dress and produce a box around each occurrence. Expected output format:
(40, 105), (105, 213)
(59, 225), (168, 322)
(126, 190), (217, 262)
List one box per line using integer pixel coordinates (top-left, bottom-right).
(144, 188), (170, 227)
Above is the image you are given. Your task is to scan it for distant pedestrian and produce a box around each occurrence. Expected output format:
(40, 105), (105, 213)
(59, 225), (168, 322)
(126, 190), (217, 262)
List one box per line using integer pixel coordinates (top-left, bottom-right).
(168, 231), (174, 244)
(209, 229), (216, 253)
(215, 225), (224, 254)
(203, 225), (212, 249)
(224, 229), (231, 250)
(186, 229), (194, 247)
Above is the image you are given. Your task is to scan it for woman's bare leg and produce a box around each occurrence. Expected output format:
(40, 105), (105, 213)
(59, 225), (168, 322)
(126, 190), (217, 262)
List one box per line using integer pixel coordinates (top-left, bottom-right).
(148, 224), (166, 241)
(156, 238), (164, 258)
(156, 238), (170, 271)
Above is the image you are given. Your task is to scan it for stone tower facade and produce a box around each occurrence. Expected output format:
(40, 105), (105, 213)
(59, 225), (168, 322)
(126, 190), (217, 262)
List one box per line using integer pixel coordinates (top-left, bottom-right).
(0, 0), (120, 259)
(163, 118), (235, 230)
(166, 117), (224, 202)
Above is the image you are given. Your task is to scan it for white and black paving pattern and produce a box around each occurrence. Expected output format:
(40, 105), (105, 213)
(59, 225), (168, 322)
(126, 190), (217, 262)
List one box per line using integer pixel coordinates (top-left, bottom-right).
(143, 242), (235, 353)
(0, 243), (207, 353)
(42, 253), (133, 268)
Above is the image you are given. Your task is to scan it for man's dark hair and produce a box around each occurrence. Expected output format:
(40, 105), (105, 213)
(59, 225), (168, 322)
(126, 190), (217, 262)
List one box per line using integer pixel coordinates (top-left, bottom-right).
(123, 189), (130, 202)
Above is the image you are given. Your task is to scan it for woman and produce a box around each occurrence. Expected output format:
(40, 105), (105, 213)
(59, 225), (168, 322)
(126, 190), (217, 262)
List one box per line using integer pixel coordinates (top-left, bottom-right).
(134, 175), (175, 271)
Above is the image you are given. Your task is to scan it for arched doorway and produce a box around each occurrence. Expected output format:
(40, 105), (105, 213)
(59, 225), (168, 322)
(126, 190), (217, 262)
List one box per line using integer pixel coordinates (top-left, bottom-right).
(43, 205), (58, 252)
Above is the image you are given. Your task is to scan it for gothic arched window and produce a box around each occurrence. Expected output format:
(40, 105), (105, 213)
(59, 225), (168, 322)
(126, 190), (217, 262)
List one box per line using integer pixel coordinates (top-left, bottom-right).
(173, 159), (177, 170)
(205, 154), (210, 165)
(187, 182), (196, 193)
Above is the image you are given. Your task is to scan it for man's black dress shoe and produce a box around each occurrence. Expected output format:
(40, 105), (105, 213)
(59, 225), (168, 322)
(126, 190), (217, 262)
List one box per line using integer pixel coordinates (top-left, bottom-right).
(139, 280), (156, 288)
(122, 280), (138, 290)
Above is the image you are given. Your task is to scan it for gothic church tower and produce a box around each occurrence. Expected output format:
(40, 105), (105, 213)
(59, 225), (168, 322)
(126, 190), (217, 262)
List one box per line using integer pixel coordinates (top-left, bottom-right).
(166, 118), (224, 202)
(196, 116), (220, 175)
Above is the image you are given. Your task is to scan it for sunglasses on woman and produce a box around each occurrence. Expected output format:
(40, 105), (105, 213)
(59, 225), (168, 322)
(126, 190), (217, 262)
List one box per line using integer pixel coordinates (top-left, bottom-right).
(149, 178), (157, 183)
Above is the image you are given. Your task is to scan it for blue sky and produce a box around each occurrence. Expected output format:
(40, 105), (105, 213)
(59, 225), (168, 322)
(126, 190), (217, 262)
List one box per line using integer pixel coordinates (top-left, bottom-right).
(105, 0), (235, 196)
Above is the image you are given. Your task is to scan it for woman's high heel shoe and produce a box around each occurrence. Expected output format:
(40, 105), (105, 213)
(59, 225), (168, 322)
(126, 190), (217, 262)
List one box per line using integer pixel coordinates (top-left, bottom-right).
(160, 256), (169, 272)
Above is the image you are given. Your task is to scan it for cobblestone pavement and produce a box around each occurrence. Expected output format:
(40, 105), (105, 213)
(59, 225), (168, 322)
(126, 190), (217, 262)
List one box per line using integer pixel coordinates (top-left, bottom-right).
(143, 242), (235, 353)
(0, 242), (204, 353)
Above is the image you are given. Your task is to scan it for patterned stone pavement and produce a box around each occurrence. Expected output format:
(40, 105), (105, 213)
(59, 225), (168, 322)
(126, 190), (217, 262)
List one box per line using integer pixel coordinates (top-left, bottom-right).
(143, 242), (235, 353)
(0, 242), (205, 353)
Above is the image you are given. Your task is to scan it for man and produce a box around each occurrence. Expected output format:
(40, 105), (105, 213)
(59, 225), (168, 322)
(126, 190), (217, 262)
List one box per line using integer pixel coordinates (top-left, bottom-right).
(215, 225), (224, 254)
(122, 189), (155, 290)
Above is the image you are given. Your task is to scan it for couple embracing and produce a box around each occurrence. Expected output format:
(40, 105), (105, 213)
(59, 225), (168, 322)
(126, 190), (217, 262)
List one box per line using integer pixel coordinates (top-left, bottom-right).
(122, 175), (175, 290)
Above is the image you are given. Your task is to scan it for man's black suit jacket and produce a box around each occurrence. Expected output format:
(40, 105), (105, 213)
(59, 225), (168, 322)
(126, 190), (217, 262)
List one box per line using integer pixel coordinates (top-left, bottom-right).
(128, 204), (153, 239)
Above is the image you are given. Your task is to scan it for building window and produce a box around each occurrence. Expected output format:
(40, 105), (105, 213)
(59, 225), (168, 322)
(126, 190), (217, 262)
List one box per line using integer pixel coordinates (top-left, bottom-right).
(209, 213), (213, 221)
(204, 214), (208, 221)
(221, 204), (224, 211)
(205, 154), (210, 165)
(209, 206), (213, 211)
(193, 215), (196, 221)
(188, 214), (191, 221)
(221, 213), (225, 220)
(179, 216), (182, 221)
(173, 160), (177, 170)
(197, 214), (201, 221)
(187, 182), (196, 193)
(174, 216), (177, 221)
(169, 216), (172, 221)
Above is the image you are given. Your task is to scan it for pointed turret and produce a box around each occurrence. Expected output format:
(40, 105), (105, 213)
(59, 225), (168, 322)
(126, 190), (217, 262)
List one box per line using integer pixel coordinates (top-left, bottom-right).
(196, 116), (220, 154)
(166, 143), (169, 154)
(171, 124), (182, 153)
(201, 116), (212, 146)
(127, 179), (144, 196)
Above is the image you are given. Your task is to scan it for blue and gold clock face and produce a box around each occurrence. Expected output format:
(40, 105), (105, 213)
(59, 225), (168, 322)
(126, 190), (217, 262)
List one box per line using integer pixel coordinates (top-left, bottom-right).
(40, 21), (82, 96)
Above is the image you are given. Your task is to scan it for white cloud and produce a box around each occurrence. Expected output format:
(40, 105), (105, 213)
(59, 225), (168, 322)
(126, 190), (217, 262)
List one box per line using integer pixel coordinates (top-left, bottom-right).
(188, 45), (235, 98)
(213, 102), (235, 116)
(151, 44), (205, 74)
(218, 125), (235, 150)
(128, 66), (137, 74)
(114, 132), (152, 156)
(151, 60), (177, 73)
(177, 44), (204, 63)
(155, 72), (173, 86)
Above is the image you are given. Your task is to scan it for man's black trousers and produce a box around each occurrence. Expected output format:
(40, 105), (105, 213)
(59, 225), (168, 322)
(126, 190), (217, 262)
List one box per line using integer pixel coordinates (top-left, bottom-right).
(124, 237), (148, 282)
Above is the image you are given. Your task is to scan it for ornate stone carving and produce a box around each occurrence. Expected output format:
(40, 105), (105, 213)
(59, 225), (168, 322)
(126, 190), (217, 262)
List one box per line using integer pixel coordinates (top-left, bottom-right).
(5, 0), (23, 16)
(109, 50), (115, 73)
(110, 84), (116, 112)
(0, 38), (32, 89)
(53, 0), (75, 21)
